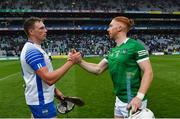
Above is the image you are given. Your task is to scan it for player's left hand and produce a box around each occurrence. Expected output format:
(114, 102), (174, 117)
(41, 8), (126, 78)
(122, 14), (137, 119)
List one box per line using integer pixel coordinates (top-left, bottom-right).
(67, 49), (82, 64)
(67, 48), (77, 61)
(55, 88), (65, 100)
(70, 48), (76, 54)
(68, 52), (82, 64)
(56, 94), (65, 100)
(127, 97), (142, 113)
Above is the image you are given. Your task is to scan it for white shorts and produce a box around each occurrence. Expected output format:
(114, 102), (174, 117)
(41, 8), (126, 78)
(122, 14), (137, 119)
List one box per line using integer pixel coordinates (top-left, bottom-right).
(114, 96), (147, 117)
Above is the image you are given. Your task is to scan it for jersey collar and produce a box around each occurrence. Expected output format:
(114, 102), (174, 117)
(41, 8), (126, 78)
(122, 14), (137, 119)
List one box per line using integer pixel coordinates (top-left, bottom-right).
(27, 40), (34, 44)
(123, 37), (129, 44)
(27, 40), (41, 48)
(117, 37), (129, 46)
(34, 44), (41, 48)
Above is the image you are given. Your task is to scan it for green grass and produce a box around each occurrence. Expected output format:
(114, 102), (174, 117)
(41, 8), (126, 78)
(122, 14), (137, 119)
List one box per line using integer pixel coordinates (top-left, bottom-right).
(0, 55), (180, 117)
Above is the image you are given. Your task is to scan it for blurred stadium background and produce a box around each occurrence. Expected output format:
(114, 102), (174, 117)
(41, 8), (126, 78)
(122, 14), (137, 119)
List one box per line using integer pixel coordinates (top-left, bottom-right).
(0, 0), (180, 118)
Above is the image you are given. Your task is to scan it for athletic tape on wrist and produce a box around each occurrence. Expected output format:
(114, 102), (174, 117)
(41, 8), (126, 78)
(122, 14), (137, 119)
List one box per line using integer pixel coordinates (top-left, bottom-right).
(136, 92), (144, 100)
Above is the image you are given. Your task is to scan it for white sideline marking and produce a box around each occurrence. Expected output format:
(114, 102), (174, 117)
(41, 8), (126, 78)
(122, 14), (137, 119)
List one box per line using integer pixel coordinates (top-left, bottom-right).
(0, 72), (20, 81)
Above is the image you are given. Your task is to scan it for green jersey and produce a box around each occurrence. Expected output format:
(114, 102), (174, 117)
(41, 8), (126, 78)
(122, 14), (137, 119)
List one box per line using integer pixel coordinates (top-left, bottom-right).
(106, 38), (149, 103)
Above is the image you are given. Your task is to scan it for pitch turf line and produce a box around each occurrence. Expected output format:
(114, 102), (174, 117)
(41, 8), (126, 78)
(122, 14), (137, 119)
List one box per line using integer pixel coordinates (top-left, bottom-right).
(0, 72), (20, 81)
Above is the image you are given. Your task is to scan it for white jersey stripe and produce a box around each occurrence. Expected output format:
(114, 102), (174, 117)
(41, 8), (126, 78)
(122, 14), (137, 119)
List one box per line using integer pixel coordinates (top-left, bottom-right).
(29, 57), (44, 65)
(26, 54), (42, 63)
(137, 57), (149, 63)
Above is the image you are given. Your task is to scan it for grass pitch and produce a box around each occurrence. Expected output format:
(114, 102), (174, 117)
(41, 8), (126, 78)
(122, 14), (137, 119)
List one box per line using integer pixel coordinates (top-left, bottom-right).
(0, 55), (180, 118)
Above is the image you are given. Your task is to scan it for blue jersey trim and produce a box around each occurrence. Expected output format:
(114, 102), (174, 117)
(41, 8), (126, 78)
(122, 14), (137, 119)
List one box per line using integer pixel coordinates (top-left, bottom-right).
(36, 75), (45, 105)
(126, 78), (132, 103)
(126, 73), (132, 103)
(25, 49), (46, 71)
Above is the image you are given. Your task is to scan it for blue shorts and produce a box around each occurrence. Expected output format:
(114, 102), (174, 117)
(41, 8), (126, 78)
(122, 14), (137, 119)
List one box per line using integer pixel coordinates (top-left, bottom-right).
(28, 101), (57, 118)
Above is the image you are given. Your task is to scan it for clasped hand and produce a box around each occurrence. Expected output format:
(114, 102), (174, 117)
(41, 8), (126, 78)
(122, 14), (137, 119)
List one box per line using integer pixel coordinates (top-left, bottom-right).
(67, 49), (82, 64)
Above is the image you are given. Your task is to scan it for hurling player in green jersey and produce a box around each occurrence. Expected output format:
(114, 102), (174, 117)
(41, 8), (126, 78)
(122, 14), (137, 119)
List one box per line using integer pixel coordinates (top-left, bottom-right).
(74, 16), (153, 118)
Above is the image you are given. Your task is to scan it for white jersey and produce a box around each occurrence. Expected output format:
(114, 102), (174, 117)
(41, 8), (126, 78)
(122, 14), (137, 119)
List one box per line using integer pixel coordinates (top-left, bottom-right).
(20, 41), (55, 105)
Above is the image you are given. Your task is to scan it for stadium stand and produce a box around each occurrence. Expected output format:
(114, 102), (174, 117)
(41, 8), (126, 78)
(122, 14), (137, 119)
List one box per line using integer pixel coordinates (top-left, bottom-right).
(0, 32), (180, 56)
(0, 0), (179, 57)
(0, 0), (179, 12)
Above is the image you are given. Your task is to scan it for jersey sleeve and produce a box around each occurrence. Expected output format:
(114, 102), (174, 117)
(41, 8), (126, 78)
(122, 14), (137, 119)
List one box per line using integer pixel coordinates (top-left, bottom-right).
(25, 49), (46, 71)
(104, 48), (113, 63)
(104, 54), (108, 62)
(135, 42), (149, 63)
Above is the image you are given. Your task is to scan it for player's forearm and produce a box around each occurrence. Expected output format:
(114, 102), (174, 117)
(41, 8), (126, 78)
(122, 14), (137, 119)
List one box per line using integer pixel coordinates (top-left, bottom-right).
(138, 69), (153, 95)
(54, 88), (64, 98)
(45, 61), (74, 85)
(78, 60), (101, 74)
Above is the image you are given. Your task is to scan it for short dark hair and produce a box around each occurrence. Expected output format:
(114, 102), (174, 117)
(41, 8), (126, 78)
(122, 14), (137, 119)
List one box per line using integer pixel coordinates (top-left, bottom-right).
(23, 17), (43, 36)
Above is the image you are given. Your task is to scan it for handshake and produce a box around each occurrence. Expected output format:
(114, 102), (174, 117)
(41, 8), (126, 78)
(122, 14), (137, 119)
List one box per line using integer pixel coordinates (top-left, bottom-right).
(67, 49), (82, 64)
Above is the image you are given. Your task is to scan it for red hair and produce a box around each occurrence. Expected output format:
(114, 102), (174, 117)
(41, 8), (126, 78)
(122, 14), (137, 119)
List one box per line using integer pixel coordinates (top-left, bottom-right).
(113, 16), (134, 32)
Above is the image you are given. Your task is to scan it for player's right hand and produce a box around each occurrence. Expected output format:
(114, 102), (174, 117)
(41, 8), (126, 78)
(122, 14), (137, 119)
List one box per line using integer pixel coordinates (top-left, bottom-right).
(68, 51), (82, 64)
(70, 48), (76, 53)
(67, 48), (77, 60)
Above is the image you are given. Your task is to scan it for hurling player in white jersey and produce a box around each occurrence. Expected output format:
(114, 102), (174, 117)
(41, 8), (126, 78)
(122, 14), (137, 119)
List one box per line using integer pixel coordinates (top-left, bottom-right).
(20, 17), (81, 118)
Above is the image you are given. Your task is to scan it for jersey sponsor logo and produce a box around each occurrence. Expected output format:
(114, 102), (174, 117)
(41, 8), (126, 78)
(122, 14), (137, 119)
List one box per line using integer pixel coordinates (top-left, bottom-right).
(109, 50), (119, 57)
(138, 50), (148, 57)
(109, 49), (128, 58)
(122, 49), (128, 54)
